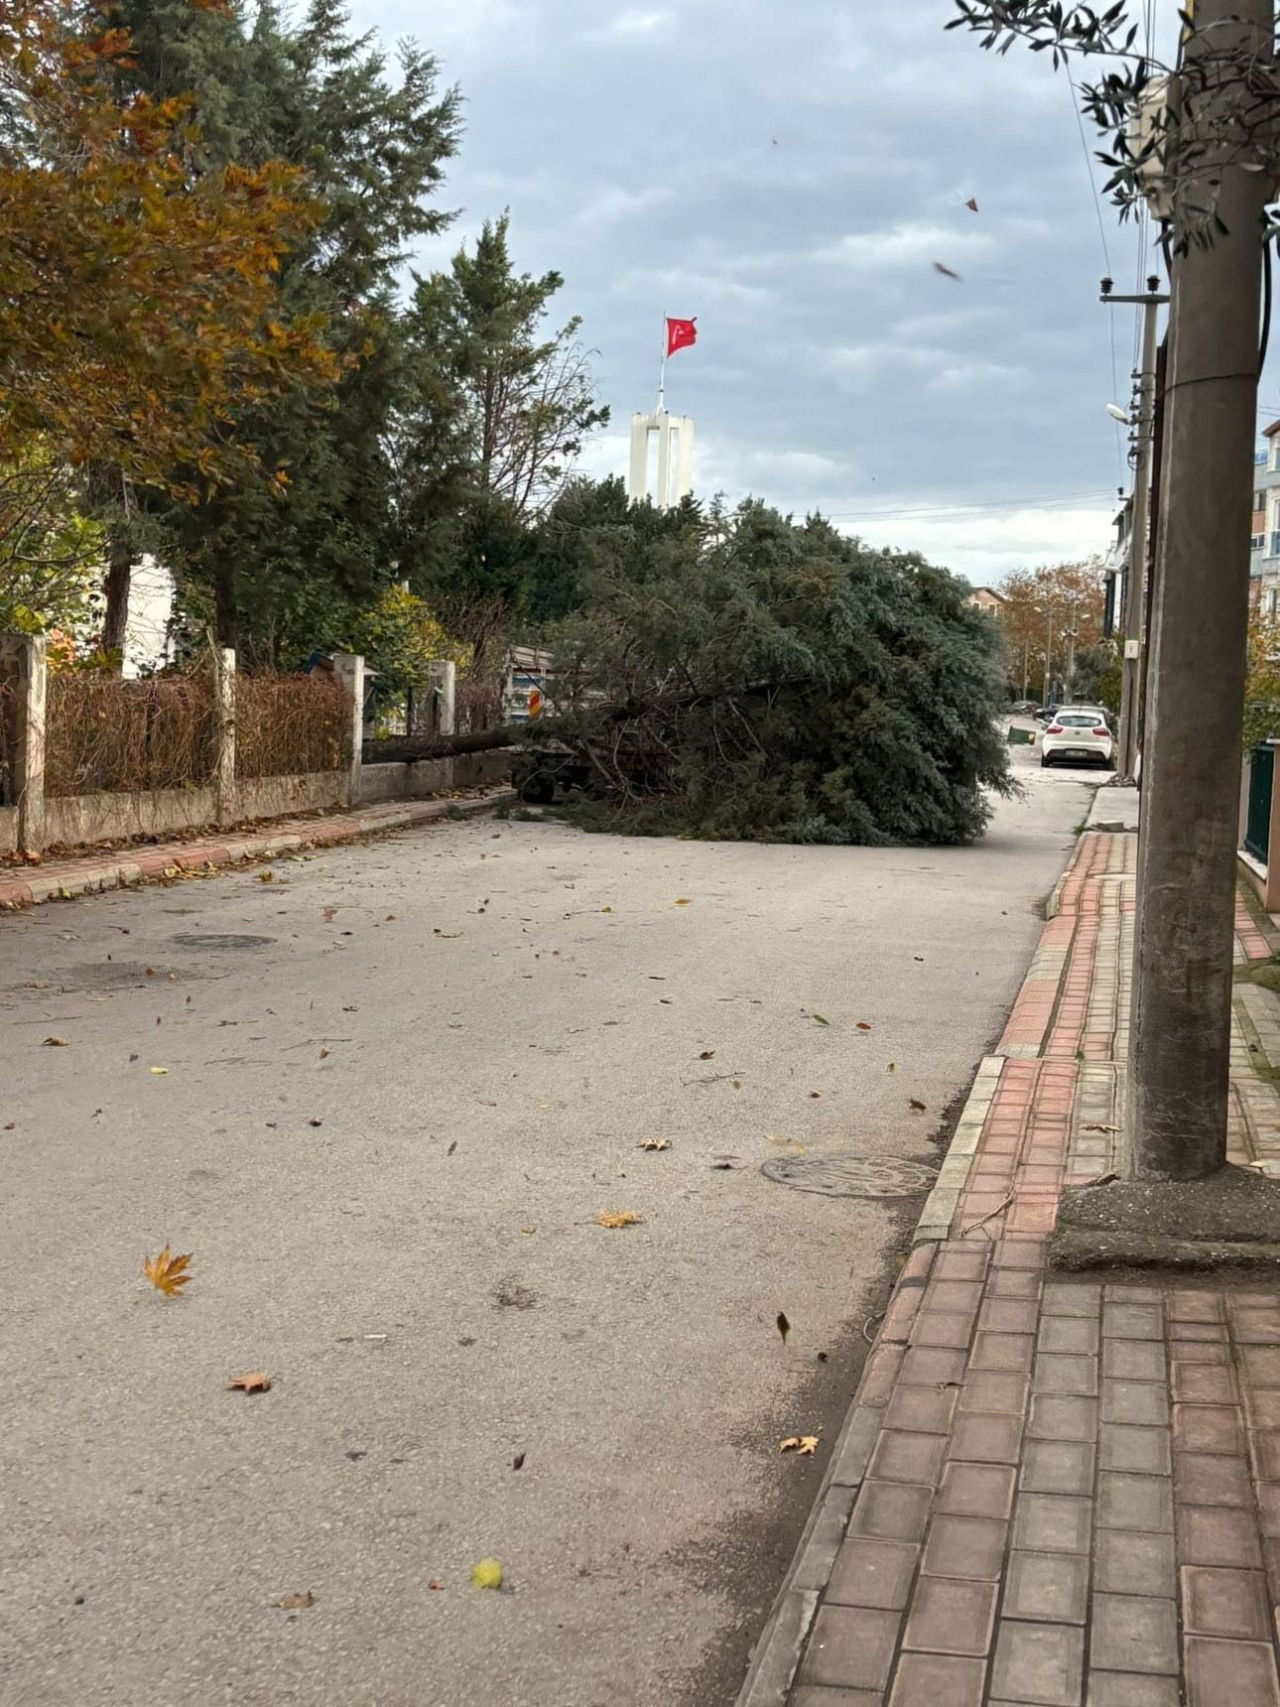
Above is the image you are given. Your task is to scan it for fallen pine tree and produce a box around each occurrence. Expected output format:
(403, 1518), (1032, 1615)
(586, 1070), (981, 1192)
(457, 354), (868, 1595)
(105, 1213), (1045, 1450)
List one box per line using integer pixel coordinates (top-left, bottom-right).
(389, 502), (1014, 845)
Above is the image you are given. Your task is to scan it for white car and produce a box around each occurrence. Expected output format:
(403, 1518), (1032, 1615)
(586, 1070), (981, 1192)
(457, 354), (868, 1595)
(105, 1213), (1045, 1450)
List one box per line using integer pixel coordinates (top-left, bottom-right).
(1040, 708), (1114, 769)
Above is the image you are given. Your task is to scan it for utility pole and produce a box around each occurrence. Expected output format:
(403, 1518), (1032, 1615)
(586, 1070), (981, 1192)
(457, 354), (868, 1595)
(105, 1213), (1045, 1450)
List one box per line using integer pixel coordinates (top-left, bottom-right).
(1022, 634), (1031, 701)
(1065, 622), (1078, 701)
(1102, 279), (1167, 778)
(1128, 0), (1275, 1179)
(1043, 606), (1054, 704)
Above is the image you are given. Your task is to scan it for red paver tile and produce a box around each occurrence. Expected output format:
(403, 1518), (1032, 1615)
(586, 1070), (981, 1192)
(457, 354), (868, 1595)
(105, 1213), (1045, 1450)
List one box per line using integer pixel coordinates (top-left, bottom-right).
(1173, 1452), (1254, 1508)
(1184, 1637), (1280, 1707)
(798, 1606), (900, 1692)
(1181, 1565), (1272, 1640)
(1167, 1292), (1225, 1324)
(1246, 1390), (1280, 1429)
(791, 1688), (880, 1707)
(989, 1269), (1044, 1300)
(983, 1299), (1042, 1335)
(1239, 1348), (1280, 1389)
(1172, 1405), (1245, 1456)
(933, 1252), (989, 1282)
(926, 1281), (986, 1313)
(1249, 1431), (1280, 1480)
(826, 1538), (920, 1611)
(1177, 1506), (1265, 1568)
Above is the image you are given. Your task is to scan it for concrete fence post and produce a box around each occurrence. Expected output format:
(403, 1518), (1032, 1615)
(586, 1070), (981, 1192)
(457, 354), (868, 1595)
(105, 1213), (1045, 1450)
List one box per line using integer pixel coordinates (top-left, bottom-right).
(213, 648), (237, 826)
(0, 633), (47, 854)
(1266, 748), (1280, 913)
(333, 653), (364, 809)
(427, 659), (456, 737)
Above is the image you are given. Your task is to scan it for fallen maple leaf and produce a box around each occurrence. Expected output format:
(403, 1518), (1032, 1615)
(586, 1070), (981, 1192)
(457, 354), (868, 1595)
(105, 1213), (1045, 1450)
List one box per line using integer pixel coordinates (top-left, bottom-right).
(776, 1311), (791, 1345)
(909, 1098), (927, 1112)
(811, 1014), (829, 1026)
(674, 897), (692, 905)
(512, 1452), (526, 1471)
(319, 1048), (330, 1060)
(42, 1036), (68, 1047)
(779, 1435), (820, 1456)
(639, 1139), (671, 1151)
(143, 1245), (192, 1297)
(597, 1209), (643, 1228)
(276, 1591), (313, 1610)
(698, 1050), (715, 1060)
(471, 1558), (503, 1590)
(258, 870), (274, 883)
(856, 1021), (873, 1032)
(228, 1371), (271, 1394)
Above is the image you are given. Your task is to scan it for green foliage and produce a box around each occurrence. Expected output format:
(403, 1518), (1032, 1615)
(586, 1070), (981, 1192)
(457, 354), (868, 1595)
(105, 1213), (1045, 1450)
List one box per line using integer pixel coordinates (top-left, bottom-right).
(121, 0), (463, 658)
(397, 213), (608, 628)
(0, 448), (103, 636)
(546, 502), (1012, 846)
(1071, 640), (1122, 712)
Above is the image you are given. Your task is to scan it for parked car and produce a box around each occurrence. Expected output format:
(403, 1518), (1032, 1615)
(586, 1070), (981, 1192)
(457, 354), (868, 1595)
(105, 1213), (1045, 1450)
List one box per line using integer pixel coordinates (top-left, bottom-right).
(1035, 704), (1058, 723)
(1009, 699), (1038, 716)
(1040, 709), (1115, 769)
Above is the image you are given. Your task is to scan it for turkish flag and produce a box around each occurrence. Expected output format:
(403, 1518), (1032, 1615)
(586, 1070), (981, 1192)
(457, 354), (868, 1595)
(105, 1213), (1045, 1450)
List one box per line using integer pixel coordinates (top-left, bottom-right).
(666, 316), (697, 358)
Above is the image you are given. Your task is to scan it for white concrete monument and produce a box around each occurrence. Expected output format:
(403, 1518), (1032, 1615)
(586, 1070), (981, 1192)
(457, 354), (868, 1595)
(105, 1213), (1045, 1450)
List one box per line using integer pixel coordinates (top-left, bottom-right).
(626, 410), (695, 511)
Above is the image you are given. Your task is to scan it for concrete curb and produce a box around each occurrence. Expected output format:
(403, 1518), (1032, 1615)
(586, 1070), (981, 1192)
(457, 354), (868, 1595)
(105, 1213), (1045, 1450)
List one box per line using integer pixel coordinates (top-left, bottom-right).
(0, 790), (516, 912)
(734, 1052), (1004, 1706)
(735, 1246), (935, 1707)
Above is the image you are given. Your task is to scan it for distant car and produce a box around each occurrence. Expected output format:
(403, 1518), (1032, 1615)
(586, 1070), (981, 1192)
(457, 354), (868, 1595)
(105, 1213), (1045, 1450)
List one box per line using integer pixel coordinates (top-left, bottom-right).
(1035, 704), (1058, 723)
(1040, 709), (1115, 769)
(1009, 699), (1038, 716)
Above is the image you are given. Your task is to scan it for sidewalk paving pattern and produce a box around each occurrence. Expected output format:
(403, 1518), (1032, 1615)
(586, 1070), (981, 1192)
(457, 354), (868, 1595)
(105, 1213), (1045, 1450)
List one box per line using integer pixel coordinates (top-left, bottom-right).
(778, 832), (1280, 1707)
(0, 789), (514, 910)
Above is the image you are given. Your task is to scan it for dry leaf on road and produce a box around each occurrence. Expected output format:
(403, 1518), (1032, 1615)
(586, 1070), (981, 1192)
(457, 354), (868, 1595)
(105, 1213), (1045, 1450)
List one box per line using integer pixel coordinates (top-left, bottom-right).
(149, 1066), (169, 1075)
(471, 1558), (503, 1590)
(228, 1371), (271, 1394)
(776, 1311), (790, 1345)
(856, 1022), (873, 1032)
(811, 1014), (829, 1026)
(698, 1050), (715, 1060)
(512, 1452), (526, 1471)
(257, 870), (274, 883)
(276, 1591), (313, 1610)
(597, 1209), (643, 1229)
(779, 1435), (819, 1456)
(639, 1139), (671, 1151)
(42, 1036), (68, 1047)
(909, 1098), (927, 1112)
(143, 1245), (192, 1297)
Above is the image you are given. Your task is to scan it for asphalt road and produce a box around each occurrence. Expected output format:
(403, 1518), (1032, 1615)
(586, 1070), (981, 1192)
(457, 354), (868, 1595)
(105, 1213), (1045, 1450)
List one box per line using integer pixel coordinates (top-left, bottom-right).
(0, 745), (1094, 1707)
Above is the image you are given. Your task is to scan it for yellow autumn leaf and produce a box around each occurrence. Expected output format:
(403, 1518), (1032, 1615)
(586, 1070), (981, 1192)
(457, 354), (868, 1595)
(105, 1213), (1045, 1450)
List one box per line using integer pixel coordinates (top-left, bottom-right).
(638, 1139), (671, 1151)
(258, 869), (274, 882)
(779, 1435), (820, 1456)
(597, 1209), (643, 1229)
(143, 1244), (192, 1296)
(674, 897), (692, 905)
(471, 1558), (503, 1590)
(149, 1066), (169, 1075)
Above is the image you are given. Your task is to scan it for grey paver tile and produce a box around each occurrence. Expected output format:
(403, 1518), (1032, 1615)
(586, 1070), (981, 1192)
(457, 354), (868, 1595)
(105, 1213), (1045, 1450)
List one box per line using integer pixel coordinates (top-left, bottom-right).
(973, 1332), (1036, 1373)
(884, 1384), (958, 1435)
(1039, 1317), (1100, 1355)
(1096, 1471), (1174, 1533)
(991, 1619), (1085, 1707)
(960, 1371), (1031, 1416)
(868, 1430), (948, 1487)
(1101, 1341), (1166, 1383)
(848, 1481), (933, 1543)
(887, 1653), (986, 1707)
(920, 1512), (1008, 1581)
(1101, 1380), (1169, 1427)
(1089, 1594), (1177, 1675)
(1020, 1439), (1096, 1496)
(826, 1538), (919, 1610)
(1041, 1284), (1101, 1318)
(1093, 1530), (1176, 1597)
(937, 1461), (1017, 1519)
(1028, 1395), (1099, 1442)
(1003, 1551), (1088, 1624)
(1102, 1303), (1163, 1340)
(1084, 1676), (1179, 1707)
(949, 1413), (1024, 1465)
(1034, 1354), (1100, 1397)
(798, 1606), (900, 1691)
(1098, 1424), (1172, 1476)
(1012, 1493), (1092, 1555)
(903, 1574), (997, 1656)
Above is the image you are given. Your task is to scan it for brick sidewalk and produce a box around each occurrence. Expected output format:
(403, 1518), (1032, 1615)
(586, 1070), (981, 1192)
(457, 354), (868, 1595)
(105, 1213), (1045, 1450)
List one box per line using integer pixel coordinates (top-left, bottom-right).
(0, 788), (513, 910)
(767, 832), (1280, 1707)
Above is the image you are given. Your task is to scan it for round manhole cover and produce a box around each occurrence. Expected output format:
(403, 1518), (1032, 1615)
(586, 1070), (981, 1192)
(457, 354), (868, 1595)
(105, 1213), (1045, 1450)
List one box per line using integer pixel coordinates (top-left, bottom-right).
(172, 934), (275, 950)
(760, 1155), (937, 1199)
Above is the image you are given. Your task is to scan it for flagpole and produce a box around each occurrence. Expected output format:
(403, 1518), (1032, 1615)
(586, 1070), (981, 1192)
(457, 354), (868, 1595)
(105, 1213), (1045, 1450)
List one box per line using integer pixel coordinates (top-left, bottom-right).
(658, 312), (667, 414)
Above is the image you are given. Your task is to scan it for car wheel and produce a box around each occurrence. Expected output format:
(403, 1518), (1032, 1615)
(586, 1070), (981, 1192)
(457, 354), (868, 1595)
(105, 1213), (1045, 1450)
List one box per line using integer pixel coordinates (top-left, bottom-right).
(1040, 754), (1052, 769)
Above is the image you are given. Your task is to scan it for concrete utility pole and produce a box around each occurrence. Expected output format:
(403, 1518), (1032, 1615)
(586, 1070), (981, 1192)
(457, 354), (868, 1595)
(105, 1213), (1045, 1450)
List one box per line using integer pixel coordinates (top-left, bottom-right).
(1128, 0), (1275, 1180)
(1043, 606), (1054, 704)
(1103, 281), (1166, 778)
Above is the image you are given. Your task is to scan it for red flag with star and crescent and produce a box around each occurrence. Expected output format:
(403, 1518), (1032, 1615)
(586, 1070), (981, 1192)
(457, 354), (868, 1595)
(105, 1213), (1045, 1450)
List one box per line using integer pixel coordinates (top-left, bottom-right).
(666, 316), (697, 358)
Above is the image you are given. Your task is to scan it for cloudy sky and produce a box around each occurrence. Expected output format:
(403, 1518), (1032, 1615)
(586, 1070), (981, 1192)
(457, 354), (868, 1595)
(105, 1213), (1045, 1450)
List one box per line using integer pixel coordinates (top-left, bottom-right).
(347, 0), (1267, 584)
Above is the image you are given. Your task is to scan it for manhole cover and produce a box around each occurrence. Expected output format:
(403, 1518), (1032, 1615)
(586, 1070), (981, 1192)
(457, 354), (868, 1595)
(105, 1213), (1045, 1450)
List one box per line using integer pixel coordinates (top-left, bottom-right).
(172, 934), (275, 950)
(760, 1155), (937, 1199)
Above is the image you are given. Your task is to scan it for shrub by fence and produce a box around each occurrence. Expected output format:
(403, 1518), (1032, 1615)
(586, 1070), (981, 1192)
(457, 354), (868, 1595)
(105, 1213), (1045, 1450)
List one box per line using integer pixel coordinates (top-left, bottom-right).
(235, 670), (347, 779)
(44, 669), (218, 797)
(0, 662), (15, 805)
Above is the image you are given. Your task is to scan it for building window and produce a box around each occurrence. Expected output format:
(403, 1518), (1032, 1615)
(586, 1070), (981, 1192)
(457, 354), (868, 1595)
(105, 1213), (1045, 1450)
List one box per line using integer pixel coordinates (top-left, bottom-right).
(1257, 491), (1267, 509)
(1271, 531), (1280, 557)
(1254, 533), (1266, 550)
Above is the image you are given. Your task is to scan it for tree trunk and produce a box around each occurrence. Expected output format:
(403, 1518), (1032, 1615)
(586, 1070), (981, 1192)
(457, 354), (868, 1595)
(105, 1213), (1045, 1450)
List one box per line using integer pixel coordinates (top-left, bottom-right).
(101, 529), (133, 669)
(213, 559), (238, 652)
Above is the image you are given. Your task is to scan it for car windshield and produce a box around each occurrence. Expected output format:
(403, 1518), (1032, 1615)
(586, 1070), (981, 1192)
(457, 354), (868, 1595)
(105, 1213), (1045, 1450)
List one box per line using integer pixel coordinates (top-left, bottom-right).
(1058, 715), (1097, 728)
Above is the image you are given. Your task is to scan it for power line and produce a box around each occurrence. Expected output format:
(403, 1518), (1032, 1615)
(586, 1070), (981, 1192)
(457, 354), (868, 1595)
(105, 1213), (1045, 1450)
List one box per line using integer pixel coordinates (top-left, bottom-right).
(1065, 71), (1127, 485)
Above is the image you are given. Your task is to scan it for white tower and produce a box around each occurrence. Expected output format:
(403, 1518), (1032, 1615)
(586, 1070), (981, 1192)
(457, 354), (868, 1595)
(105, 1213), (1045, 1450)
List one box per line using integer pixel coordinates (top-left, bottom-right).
(627, 410), (694, 511)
